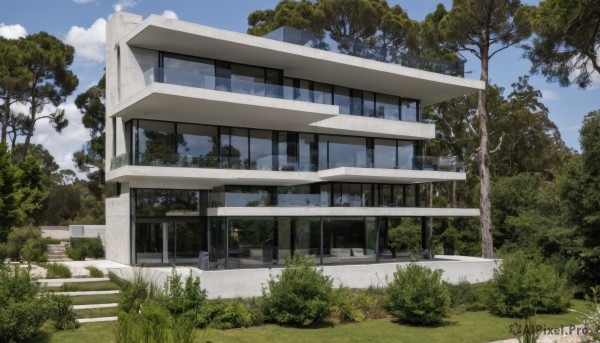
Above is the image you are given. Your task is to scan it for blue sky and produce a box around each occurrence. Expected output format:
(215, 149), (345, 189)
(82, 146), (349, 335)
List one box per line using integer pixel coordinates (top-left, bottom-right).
(2, 0), (599, 175)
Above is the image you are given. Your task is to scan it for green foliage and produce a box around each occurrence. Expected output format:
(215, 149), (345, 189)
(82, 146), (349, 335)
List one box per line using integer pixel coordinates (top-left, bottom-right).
(4, 226), (47, 261)
(66, 237), (104, 260)
(485, 251), (572, 317)
(161, 267), (207, 317)
(447, 280), (486, 312)
(527, 0), (600, 88)
(580, 286), (600, 343)
(0, 142), (24, 241)
(43, 262), (72, 279)
(388, 220), (421, 256)
(86, 265), (104, 278)
(115, 300), (196, 343)
(386, 263), (450, 326)
(0, 265), (47, 342)
(332, 288), (386, 323)
(262, 254), (334, 327)
(211, 299), (253, 329)
(47, 294), (79, 330)
(115, 271), (159, 314)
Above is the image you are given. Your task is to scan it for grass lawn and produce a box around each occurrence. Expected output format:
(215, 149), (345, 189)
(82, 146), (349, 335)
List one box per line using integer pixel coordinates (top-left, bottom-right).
(47, 300), (588, 343)
(71, 294), (121, 305)
(44, 281), (120, 292)
(74, 307), (119, 319)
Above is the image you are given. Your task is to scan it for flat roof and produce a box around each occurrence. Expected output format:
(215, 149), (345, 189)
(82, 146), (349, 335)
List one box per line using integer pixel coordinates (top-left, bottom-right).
(122, 14), (484, 107)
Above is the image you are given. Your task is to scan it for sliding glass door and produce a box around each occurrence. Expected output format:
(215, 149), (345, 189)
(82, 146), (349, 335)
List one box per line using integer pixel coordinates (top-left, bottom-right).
(135, 221), (206, 266)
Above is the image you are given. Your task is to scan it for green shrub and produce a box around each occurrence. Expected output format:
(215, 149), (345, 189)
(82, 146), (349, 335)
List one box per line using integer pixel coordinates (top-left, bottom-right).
(115, 300), (196, 343)
(67, 237), (104, 260)
(262, 254), (334, 327)
(86, 266), (104, 278)
(0, 265), (47, 342)
(160, 267), (207, 317)
(212, 299), (253, 329)
(447, 279), (487, 312)
(47, 294), (79, 330)
(116, 271), (159, 314)
(332, 288), (382, 323)
(4, 226), (47, 262)
(485, 251), (572, 317)
(43, 263), (72, 279)
(20, 238), (47, 262)
(386, 263), (450, 326)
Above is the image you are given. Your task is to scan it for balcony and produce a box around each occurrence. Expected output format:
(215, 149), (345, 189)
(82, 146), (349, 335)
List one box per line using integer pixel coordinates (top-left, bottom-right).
(264, 27), (465, 77)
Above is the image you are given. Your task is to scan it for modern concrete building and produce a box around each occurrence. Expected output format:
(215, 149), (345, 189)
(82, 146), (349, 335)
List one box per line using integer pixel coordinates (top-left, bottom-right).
(105, 12), (484, 271)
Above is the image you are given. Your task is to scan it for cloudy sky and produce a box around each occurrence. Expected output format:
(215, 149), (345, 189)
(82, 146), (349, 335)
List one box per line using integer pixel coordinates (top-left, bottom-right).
(2, 0), (599, 177)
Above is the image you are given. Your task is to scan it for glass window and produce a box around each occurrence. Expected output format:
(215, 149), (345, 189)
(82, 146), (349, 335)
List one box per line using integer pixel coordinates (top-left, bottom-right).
(320, 135), (367, 168)
(376, 93), (399, 120)
(283, 77), (294, 100)
(277, 185), (323, 207)
(135, 222), (167, 264)
(376, 184), (393, 207)
(362, 184), (373, 207)
(401, 99), (419, 122)
(278, 132), (298, 171)
(295, 79), (311, 102)
(294, 218), (321, 259)
(299, 133), (317, 171)
(405, 184), (417, 207)
(323, 218), (376, 265)
(163, 54), (215, 89)
(224, 186), (271, 207)
(363, 92), (375, 117)
(231, 64), (265, 96)
(350, 90), (362, 116)
(135, 189), (169, 216)
(177, 124), (218, 168)
(169, 190), (200, 215)
(250, 129), (273, 170)
(314, 82), (332, 105)
(334, 86), (351, 114)
(174, 222), (206, 265)
(228, 218), (275, 269)
(265, 69), (282, 98)
(209, 218), (226, 269)
(374, 139), (397, 169)
(135, 120), (176, 166)
(393, 185), (404, 207)
(221, 128), (249, 169)
(398, 141), (415, 170)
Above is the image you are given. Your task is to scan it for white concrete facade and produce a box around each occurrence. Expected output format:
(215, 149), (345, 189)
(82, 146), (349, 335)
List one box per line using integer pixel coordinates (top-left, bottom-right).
(105, 12), (483, 269)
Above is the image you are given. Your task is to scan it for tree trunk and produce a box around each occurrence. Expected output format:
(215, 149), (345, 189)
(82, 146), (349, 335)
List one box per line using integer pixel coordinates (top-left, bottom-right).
(1, 92), (12, 145)
(451, 180), (457, 208)
(478, 48), (494, 259)
(22, 102), (36, 157)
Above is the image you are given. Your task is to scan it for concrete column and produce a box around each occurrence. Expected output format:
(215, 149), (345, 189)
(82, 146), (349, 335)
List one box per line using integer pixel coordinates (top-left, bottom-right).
(162, 223), (169, 263)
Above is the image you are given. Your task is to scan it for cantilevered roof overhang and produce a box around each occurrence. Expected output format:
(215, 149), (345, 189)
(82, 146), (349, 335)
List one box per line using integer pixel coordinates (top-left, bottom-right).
(207, 207), (480, 217)
(122, 15), (484, 107)
(318, 167), (466, 184)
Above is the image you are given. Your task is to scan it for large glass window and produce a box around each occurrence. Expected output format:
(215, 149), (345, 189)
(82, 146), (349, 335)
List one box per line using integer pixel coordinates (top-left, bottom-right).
(363, 92), (375, 117)
(314, 82), (332, 105)
(163, 54), (215, 89)
(224, 186), (271, 207)
(278, 184), (324, 207)
(405, 184), (417, 207)
(177, 124), (218, 167)
(374, 139), (397, 169)
(135, 222), (168, 264)
(334, 86), (351, 114)
(231, 64), (265, 96)
(135, 120), (176, 166)
(323, 218), (376, 265)
(320, 135), (367, 168)
(299, 133), (317, 171)
(221, 128), (249, 169)
(250, 129), (273, 170)
(350, 90), (362, 116)
(228, 218), (275, 269)
(398, 141), (415, 170)
(376, 93), (399, 120)
(333, 183), (362, 207)
(135, 189), (200, 217)
(209, 218), (226, 269)
(277, 132), (298, 171)
(401, 99), (419, 122)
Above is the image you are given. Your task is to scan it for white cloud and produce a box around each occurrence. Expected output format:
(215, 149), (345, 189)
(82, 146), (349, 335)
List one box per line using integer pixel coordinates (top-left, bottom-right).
(540, 89), (559, 101)
(560, 124), (581, 132)
(73, 0), (96, 3)
(65, 18), (106, 63)
(113, 0), (137, 12)
(12, 102), (89, 178)
(0, 23), (27, 39)
(161, 10), (178, 20)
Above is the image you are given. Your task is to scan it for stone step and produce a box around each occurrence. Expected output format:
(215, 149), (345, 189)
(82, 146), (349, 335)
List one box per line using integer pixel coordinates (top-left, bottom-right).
(77, 316), (117, 323)
(73, 303), (118, 310)
(38, 277), (109, 284)
(47, 258), (73, 262)
(52, 290), (120, 296)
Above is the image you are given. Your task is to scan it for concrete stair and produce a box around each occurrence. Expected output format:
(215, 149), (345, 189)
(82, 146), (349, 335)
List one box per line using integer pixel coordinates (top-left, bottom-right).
(46, 243), (72, 262)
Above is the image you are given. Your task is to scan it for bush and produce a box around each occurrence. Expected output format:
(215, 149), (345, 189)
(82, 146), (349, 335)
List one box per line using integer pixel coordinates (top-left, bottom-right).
(332, 288), (385, 323)
(43, 263), (72, 279)
(160, 267), (207, 317)
(447, 279), (487, 312)
(4, 226), (48, 262)
(115, 300), (196, 343)
(47, 294), (79, 330)
(66, 237), (104, 260)
(262, 254), (334, 327)
(386, 263), (450, 326)
(212, 299), (253, 329)
(115, 271), (159, 314)
(485, 251), (572, 317)
(86, 266), (104, 278)
(0, 265), (47, 342)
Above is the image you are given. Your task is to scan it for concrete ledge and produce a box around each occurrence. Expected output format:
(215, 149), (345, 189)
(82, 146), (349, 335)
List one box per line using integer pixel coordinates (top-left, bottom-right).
(73, 303), (118, 310)
(109, 256), (498, 299)
(207, 206), (480, 217)
(77, 317), (118, 323)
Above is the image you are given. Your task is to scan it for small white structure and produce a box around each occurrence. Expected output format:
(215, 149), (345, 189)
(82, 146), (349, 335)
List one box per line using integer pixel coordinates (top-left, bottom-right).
(69, 225), (106, 246)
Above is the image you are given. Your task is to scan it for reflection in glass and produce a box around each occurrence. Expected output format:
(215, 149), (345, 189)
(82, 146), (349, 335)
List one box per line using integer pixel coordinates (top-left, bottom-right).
(231, 64), (265, 96)
(299, 133), (317, 171)
(397, 141), (415, 169)
(209, 218), (226, 269)
(363, 92), (375, 117)
(320, 135), (367, 168)
(323, 218), (376, 264)
(250, 130), (273, 170)
(228, 218), (275, 269)
(334, 86), (351, 114)
(314, 82), (332, 105)
(350, 90), (362, 116)
(177, 124), (218, 167)
(277, 132), (298, 171)
(405, 184), (417, 207)
(135, 222), (167, 264)
(135, 120), (176, 166)
(163, 54), (215, 89)
(374, 139), (396, 169)
(401, 99), (419, 122)
(376, 93), (399, 120)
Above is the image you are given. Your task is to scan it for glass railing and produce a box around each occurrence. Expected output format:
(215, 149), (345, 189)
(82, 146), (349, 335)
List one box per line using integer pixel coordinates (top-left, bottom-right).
(209, 193), (327, 208)
(110, 153), (465, 172)
(143, 67), (433, 124)
(263, 26), (465, 77)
